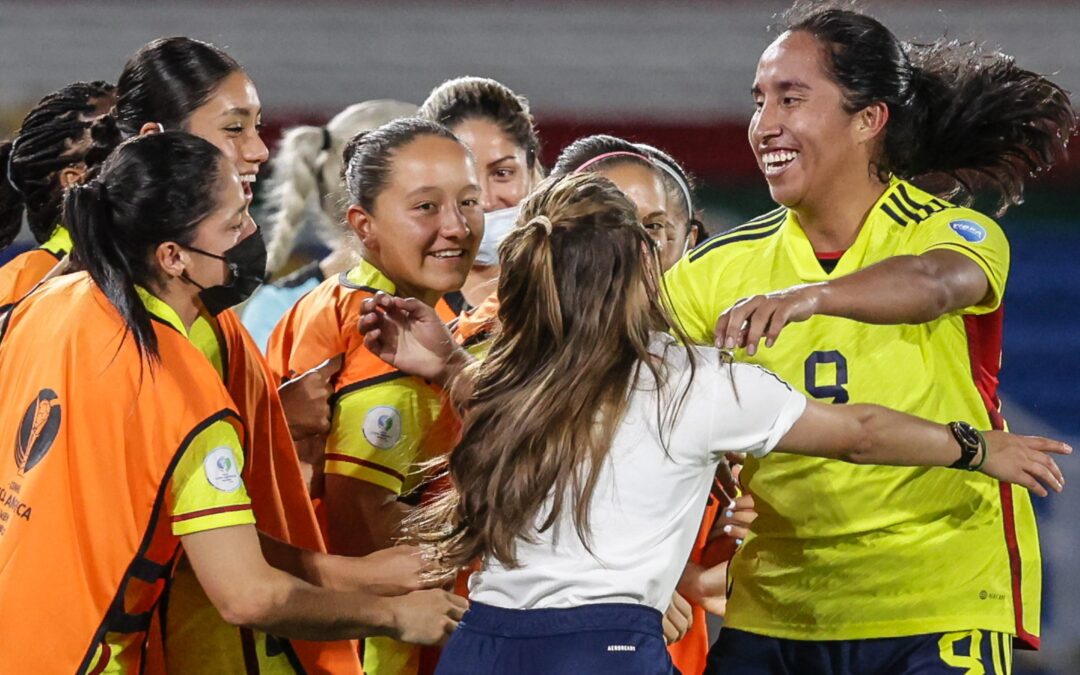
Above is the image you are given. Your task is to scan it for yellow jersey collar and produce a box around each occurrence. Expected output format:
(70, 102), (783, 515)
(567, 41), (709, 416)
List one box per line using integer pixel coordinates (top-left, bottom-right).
(781, 178), (906, 281)
(342, 257), (397, 294)
(135, 286), (188, 337)
(41, 225), (73, 257)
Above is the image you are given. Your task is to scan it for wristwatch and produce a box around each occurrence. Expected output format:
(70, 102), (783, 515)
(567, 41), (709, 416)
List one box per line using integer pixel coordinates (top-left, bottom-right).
(948, 421), (985, 470)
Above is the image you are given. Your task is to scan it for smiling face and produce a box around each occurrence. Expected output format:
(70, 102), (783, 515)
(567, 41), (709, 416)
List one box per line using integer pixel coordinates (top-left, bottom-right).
(749, 30), (871, 212)
(184, 71), (269, 206)
(595, 162), (670, 256)
(451, 117), (533, 212)
(181, 160), (253, 288)
(349, 135), (483, 304)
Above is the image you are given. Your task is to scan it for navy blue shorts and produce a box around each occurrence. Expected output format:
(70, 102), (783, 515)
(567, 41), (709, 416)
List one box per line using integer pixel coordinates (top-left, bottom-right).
(434, 601), (676, 675)
(705, 627), (1014, 675)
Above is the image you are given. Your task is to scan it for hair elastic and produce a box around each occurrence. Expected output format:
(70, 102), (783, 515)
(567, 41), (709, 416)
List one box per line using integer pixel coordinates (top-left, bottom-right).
(320, 126), (333, 152)
(529, 215), (554, 235)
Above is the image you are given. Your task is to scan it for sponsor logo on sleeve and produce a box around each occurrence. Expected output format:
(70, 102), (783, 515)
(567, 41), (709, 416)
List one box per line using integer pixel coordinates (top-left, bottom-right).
(949, 219), (987, 243)
(363, 406), (403, 450)
(204, 447), (242, 492)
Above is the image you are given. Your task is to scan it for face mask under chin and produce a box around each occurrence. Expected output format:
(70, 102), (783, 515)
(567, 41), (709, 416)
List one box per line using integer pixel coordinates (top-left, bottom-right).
(181, 227), (268, 316)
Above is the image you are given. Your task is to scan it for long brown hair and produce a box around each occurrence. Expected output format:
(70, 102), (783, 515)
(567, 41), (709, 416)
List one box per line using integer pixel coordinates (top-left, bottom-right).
(410, 172), (696, 569)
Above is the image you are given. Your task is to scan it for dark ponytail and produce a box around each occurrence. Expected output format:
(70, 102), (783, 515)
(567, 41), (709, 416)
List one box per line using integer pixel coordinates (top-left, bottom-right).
(85, 37), (242, 169)
(65, 181), (153, 358)
(0, 81), (116, 248)
(0, 141), (20, 249)
(66, 132), (226, 363)
(786, 3), (1076, 214)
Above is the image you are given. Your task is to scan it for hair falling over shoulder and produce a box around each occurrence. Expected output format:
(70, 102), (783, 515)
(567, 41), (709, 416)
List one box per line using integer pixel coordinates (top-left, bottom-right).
(406, 172), (698, 571)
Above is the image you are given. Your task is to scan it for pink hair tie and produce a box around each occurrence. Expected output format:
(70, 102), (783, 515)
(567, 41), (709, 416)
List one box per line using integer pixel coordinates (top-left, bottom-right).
(572, 151), (653, 174)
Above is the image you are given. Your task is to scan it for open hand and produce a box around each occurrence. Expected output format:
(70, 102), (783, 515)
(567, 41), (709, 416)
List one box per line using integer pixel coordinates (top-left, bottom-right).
(980, 431), (1070, 497)
(357, 292), (466, 386)
(715, 284), (824, 355)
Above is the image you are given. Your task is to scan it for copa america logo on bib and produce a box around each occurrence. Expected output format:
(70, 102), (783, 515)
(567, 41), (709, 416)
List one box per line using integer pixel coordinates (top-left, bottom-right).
(949, 219), (987, 243)
(363, 406), (403, 449)
(204, 447), (242, 492)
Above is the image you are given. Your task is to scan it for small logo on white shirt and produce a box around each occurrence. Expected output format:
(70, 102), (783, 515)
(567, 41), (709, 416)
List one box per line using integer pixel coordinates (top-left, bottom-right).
(607, 645), (637, 652)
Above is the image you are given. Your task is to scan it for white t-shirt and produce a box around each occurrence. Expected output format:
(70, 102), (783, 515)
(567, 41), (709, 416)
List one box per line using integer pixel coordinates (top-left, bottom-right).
(468, 336), (807, 612)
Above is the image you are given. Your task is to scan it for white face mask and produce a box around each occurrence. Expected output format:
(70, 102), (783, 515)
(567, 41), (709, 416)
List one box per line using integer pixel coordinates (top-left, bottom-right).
(474, 203), (522, 266)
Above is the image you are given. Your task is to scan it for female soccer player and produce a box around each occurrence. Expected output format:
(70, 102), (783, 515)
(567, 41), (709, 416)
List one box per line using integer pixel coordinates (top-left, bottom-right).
(243, 99), (418, 350)
(0, 132), (466, 675)
(662, 5), (1076, 673)
(551, 134), (675, 259)
(553, 134), (725, 672)
(86, 37), (412, 674)
(0, 80), (115, 308)
(634, 142), (708, 270)
(418, 76), (543, 309)
(355, 171), (1067, 675)
(266, 117), (482, 675)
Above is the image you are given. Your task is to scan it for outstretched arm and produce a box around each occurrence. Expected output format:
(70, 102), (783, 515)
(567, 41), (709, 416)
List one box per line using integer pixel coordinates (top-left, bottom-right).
(780, 399), (1069, 497)
(183, 524), (467, 644)
(716, 250), (990, 354)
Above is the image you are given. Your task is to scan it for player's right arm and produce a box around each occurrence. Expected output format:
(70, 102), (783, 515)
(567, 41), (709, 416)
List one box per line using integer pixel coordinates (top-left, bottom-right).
(182, 524), (466, 643)
(715, 209), (1009, 353)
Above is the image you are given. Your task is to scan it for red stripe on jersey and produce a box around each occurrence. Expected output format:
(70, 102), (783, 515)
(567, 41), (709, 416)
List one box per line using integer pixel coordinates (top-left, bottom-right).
(999, 482), (1041, 649)
(965, 308), (1038, 648)
(814, 249), (847, 260)
(964, 311), (1005, 430)
(324, 453), (406, 483)
(87, 643), (110, 675)
(171, 504), (252, 523)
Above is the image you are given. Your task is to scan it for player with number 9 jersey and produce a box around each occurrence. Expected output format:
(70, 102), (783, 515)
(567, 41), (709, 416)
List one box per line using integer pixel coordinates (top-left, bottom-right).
(664, 176), (1041, 647)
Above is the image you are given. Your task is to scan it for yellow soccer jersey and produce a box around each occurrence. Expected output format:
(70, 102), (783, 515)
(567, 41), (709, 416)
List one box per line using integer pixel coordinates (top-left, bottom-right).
(91, 290), (255, 674)
(319, 263), (460, 497)
(151, 300), (302, 675)
(664, 179), (1040, 646)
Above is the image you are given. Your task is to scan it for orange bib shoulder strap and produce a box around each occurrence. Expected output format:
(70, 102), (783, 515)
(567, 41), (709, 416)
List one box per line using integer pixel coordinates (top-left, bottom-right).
(0, 274), (243, 674)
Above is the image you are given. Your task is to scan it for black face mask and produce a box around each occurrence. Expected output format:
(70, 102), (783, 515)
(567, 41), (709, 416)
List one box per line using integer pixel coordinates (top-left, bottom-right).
(182, 227), (267, 316)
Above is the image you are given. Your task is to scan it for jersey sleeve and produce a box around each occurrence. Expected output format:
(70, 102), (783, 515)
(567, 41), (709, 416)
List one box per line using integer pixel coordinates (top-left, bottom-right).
(325, 377), (446, 495)
(662, 257), (720, 344)
(265, 287), (345, 383)
(168, 420), (255, 536)
(707, 361), (808, 461)
(909, 209), (1010, 315)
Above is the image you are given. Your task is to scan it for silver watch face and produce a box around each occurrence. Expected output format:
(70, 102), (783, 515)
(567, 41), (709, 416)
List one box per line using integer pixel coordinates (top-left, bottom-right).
(955, 423), (981, 448)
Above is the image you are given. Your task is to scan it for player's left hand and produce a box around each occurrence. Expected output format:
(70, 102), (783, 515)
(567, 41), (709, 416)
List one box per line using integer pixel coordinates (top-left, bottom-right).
(278, 354), (344, 440)
(662, 591), (693, 644)
(715, 283), (826, 355)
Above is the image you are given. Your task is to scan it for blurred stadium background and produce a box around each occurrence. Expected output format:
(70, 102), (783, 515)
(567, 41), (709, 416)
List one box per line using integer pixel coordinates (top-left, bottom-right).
(2, 1), (1077, 672)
